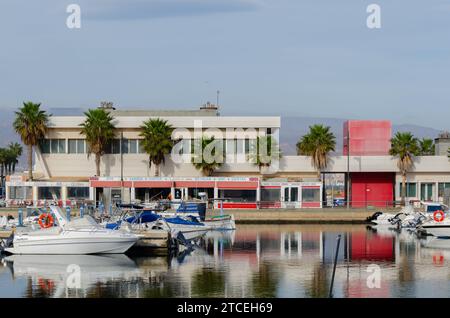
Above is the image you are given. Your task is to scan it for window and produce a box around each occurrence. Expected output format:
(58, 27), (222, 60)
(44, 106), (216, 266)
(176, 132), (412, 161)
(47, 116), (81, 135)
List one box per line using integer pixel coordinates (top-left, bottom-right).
(290, 187), (299, 202)
(399, 183), (417, 197)
(68, 139), (85, 154)
(267, 128), (272, 135)
(219, 189), (256, 202)
(129, 139), (138, 154)
(121, 138), (129, 154)
(39, 139), (51, 154)
(38, 187), (61, 200)
(67, 187), (89, 199)
(438, 183), (450, 197)
(261, 188), (280, 202)
(40, 139), (65, 153)
(105, 139), (121, 154)
(9, 186), (32, 200)
(302, 188), (320, 202)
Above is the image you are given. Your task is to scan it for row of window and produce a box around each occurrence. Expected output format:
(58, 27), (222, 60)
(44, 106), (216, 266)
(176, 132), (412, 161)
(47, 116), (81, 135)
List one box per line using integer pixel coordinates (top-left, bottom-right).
(399, 182), (450, 199)
(39, 138), (261, 155)
(8, 186), (90, 200)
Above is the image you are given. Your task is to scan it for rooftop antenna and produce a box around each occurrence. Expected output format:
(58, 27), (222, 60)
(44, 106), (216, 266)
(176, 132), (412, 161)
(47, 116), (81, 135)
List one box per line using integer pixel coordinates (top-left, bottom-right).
(216, 90), (220, 108)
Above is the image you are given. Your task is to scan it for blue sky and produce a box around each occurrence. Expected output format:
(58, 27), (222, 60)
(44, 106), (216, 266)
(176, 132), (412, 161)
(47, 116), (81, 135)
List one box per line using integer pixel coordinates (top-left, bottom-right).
(0, 0), (449, 128)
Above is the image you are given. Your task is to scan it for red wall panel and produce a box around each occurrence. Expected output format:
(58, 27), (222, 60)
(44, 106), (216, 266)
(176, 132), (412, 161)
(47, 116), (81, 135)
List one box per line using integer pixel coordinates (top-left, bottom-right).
(351, 172), (394, 207)
(343, 120), (392, 155)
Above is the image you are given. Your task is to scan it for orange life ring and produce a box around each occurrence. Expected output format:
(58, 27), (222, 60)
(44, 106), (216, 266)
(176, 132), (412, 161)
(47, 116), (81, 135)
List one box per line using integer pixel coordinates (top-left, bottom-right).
(38, 213), (54, 228)
(433, 210), (445, 222)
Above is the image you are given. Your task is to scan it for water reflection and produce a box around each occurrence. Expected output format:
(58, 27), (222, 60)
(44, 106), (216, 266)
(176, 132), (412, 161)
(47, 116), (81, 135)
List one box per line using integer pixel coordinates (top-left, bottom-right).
(3, 224), (450, 298)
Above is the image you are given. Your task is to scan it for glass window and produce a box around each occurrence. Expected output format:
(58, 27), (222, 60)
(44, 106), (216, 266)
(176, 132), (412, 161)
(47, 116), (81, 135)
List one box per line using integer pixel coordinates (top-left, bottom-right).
(219, 190), (256, 202)
(438, 183), (450, 197)
(129, 139), (137, 154)
(77, 140), (85, 154)
(105, 139), (121, 154)
(290, 187), (299, 202)
(399, 183), (417, 197)
(68, 139), (84, 154)
(261, 188), (280, 202)
(51, 139), (59, 153)
(284, 188), (289, 202)
(67, 187), (89, 199)
(9, 186), (32, 200)
(58, 139), (66, 153)
(39, 139), (50, 154)
(121, 138), (129, 154)
(38, 187), (61, 200)
(302, 188), (320, 202)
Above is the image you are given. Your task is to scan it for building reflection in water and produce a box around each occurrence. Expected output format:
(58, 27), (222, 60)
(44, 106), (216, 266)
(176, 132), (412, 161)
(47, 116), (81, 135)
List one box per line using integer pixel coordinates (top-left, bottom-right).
(8, 224), (450, 298)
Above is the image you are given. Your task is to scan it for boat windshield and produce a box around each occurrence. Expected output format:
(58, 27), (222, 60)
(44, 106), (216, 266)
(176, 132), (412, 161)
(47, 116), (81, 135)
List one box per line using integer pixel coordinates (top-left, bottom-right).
(65, 216), (101, 229)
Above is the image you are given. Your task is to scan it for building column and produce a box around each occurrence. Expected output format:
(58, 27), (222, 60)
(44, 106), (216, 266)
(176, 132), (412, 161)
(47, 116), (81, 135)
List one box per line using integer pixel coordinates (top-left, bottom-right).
(32, 186), (38, 206)
(256, 186), (261, 209)
(5, 184), (10, 201)
(61, 186), (68, 207)
(89, 187), (95, 201)
(435, 182), (439, 202)
(131, 187), (136, 203)
(214, 187), (219, 209)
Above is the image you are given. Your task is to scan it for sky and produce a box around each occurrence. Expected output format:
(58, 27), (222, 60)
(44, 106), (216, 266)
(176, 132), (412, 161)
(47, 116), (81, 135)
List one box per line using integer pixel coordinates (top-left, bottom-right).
(0, 0), (449, 128)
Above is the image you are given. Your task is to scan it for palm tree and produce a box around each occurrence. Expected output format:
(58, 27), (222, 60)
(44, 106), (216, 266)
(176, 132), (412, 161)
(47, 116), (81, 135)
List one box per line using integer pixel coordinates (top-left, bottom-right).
(296, 124), (336, 178)
(248, 136), (282, 168)
(13, 102), (50, 180)
(139, 118), (174, 177)
(418, 138), (435, 156)
(80, 108), (116, 176)
(389, 132), (419, 206)
(0, 148), (6, 177)
(192, 136), (224, 176)
(8, 142), (23, 173)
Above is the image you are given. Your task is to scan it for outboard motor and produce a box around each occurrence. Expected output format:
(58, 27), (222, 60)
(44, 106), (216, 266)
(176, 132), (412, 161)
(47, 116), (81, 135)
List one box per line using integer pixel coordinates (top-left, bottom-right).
(366, 211), (383, 222)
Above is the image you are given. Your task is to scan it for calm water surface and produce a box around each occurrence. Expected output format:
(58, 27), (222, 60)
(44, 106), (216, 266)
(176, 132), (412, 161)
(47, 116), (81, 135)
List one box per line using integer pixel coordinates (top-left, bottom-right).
(1, 224), (450, 298)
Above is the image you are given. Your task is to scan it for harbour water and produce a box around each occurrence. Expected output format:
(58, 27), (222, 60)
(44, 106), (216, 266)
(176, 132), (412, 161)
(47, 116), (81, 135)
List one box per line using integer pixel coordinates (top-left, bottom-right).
(1, 224), (450, 298)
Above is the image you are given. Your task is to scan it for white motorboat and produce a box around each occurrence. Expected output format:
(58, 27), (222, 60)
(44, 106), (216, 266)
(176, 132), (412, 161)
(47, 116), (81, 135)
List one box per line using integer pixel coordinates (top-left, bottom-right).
(418, 218), (450, 238)
(4, 206), (139, 255)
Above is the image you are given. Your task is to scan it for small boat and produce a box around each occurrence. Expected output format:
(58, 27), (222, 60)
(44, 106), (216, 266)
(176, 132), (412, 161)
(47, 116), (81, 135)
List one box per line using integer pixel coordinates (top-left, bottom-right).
(418, 218), (450, 238)
(4, 206), (139, 255)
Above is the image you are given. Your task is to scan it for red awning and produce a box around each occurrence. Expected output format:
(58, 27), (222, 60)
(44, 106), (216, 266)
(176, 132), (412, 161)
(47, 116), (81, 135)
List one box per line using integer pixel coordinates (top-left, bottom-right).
(90, 181), (133, 188)
(217, 181), (258, 190)
(133, 181), (173, 188)
(174, 181), (215, 188)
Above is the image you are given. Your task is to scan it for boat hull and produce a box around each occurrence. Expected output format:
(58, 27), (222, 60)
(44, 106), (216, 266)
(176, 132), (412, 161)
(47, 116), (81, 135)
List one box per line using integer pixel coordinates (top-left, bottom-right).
(5, 231), (138, 255)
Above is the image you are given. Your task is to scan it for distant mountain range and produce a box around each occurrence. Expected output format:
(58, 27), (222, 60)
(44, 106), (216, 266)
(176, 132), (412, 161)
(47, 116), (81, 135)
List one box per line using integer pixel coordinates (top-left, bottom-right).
(0, 108), (445, 170)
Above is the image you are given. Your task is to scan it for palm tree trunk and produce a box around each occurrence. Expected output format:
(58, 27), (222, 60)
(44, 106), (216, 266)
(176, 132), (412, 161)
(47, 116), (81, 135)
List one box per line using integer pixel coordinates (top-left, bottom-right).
(95, 153), (101, 176)
(401, 173), (407, 206)
(28, 144), (33, 181)
(12, 162), (16, 174)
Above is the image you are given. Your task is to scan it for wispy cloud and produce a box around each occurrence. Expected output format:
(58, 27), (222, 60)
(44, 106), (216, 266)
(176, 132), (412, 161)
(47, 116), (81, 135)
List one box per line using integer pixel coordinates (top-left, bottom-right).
(79, 0), (262, 20)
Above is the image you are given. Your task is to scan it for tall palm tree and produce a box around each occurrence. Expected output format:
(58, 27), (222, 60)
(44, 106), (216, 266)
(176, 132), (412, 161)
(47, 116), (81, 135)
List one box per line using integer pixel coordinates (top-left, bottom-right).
(248, 136), (282, 168)
(8, 142), (23, 173)
(192, 136), (224, 176)
(80, 108), (116, 176)
(13, 102), (50, 180)
(139, 118), (174, 177)
(296, 125), (336, 178)
(418, 138), (435, 156)
(389, 132), (419, 206)
(0, 148), (6, 177)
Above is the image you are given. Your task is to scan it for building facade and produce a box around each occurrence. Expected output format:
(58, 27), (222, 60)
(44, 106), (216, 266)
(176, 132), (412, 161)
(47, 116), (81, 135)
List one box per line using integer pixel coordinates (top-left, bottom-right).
(4, 108), (450, 209)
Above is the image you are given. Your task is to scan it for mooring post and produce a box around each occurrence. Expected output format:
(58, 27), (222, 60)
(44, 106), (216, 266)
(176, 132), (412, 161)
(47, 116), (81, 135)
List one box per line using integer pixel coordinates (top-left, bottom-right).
(18, 208), (23, 227)
(66, 206), (71, 221)
(329, 234), (342, 298)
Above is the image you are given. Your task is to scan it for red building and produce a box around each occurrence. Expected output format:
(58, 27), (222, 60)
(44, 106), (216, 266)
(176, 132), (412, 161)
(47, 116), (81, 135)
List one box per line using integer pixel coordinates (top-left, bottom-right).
(343, 120), (394, 207)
